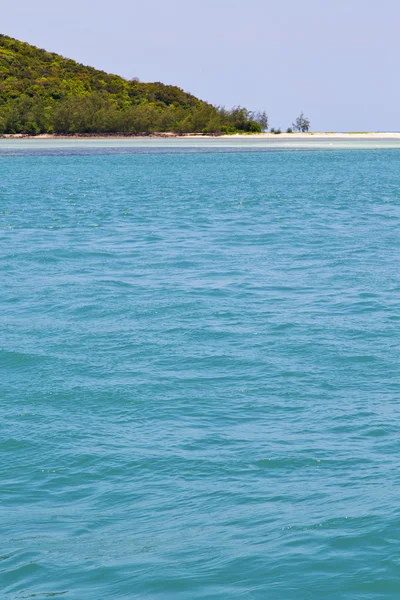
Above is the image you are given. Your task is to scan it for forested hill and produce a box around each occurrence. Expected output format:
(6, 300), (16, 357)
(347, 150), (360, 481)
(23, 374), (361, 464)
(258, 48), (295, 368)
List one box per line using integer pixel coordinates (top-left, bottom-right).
(0, 34), (264, 135)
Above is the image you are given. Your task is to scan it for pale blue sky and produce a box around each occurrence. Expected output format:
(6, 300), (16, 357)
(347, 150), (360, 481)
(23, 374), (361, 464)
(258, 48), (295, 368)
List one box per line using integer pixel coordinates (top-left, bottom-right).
(3, 0), (400, 131)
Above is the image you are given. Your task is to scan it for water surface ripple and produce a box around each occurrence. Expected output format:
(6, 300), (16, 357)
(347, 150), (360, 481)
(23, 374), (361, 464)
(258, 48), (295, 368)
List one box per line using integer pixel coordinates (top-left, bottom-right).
(2, 144), (400, 599)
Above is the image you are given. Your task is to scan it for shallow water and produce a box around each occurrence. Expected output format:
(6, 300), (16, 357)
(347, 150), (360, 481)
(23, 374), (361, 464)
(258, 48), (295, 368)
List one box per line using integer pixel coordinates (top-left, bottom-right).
(2, 136), (400, 153)
(2, 142), (400, 599)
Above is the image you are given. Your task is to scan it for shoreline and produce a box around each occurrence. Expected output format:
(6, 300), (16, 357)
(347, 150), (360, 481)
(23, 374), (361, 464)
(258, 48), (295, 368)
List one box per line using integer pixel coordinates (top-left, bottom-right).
(2, 132), (400, 140)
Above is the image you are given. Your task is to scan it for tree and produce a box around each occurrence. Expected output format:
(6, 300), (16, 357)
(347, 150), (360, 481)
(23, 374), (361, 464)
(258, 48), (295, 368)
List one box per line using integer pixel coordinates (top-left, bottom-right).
(251, 110), (268, 131)
(292, 112), (310, 132)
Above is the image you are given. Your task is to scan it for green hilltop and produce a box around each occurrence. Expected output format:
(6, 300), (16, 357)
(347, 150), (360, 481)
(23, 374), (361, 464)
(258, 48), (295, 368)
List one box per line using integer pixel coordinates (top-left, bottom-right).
(0, 34), (265, 135)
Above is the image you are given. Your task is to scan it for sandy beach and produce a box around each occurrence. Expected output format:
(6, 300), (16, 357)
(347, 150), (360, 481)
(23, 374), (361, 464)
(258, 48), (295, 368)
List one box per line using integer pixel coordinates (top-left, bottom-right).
(2, 132), (400, 140)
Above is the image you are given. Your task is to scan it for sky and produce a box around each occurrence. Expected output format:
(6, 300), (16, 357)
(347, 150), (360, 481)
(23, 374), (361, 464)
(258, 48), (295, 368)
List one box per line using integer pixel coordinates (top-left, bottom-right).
(3, 0), (400, 131)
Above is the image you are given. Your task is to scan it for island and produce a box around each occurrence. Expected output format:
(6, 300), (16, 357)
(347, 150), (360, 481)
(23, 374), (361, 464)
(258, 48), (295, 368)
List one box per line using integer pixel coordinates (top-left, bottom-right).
(0, 34), (265, 136)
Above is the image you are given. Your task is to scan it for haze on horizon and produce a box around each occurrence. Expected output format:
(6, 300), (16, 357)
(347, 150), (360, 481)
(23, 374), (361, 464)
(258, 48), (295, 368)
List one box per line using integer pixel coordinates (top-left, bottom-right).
(4, 0), (400, 132)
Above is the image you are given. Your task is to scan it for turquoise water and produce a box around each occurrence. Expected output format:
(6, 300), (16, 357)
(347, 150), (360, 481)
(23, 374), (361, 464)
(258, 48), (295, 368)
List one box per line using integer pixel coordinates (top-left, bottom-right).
(2, 140), (400, 599)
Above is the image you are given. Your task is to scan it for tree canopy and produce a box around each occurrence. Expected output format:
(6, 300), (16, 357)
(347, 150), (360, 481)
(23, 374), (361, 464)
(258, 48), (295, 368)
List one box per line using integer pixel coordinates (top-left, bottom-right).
(0, 34), (265, 135)
(292, 112), (310, 133)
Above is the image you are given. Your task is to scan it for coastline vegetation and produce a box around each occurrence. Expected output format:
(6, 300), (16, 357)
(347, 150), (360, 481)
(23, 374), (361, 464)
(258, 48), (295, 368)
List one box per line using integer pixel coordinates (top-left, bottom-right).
(291, 112), (310, 132)
(0, 34), (267, 135)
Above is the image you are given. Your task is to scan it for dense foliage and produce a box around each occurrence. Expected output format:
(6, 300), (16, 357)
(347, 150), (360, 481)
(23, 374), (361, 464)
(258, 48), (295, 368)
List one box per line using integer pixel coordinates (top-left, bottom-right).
(0, 34), (264, 135)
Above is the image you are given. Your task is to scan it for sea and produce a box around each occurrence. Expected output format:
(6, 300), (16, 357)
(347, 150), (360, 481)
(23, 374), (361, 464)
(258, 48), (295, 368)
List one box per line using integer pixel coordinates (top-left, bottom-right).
(2, 138), (400, 599)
